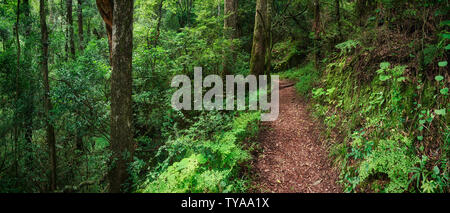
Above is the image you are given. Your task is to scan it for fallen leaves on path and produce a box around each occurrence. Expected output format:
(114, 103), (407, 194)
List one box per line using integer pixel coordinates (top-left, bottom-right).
(252, 80), (341, 193)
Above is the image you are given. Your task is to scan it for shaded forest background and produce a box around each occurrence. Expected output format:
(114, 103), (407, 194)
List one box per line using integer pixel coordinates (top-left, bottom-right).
(0, 0), (448, 193)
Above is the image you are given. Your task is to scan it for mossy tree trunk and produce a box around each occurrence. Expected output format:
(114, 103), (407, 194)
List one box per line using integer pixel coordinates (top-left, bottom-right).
(96, 0), (135, 193)
(250, 0), (267, 76)
(40, 0), (57, 191)
(223, 0), (239, 75)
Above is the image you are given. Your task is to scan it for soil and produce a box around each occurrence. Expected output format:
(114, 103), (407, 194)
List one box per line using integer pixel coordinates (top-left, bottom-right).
(251, 80), (341, 193)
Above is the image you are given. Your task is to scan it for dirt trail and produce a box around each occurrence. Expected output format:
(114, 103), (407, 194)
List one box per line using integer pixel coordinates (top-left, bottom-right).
(252, 80), (341, 193)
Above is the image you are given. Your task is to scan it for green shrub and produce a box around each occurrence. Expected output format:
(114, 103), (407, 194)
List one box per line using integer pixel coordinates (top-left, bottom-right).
(138, 112), (261, 193)
(278, 63), (318, 96)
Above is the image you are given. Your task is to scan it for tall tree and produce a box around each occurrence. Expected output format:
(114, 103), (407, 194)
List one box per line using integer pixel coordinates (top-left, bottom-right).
(223, 0), (238, 75)
(265, 0), (272, 74)
(335, 0), (341, 40)
(96, 0), (135, 193)
(23, 0), (34, 166)
(77, 0), (84, 51)
(250, 0), (267, 75)
(40, 0), (57, 191)
(96, 0), (113, 59)
(313, 0), (321, 70)
(66, 0), (75, 58)
(153, 0), (163, 48)
(13, 0), (21, 177)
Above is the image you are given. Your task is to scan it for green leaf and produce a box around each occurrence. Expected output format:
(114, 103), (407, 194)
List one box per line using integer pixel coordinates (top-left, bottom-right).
(379, 75), (391, 81)
(443, 33), (450, 39)
(435, 109), (446, 115)
(435, 75), (444, 82)
(417, 136), (423, 141)
(445, 44), (450, 50)
(380, 62), (390, 69)
(441, 20), (450, 26)
(397, 77), (406, 82)
(438, 61), (448, 67)
(433, 166), (440, 175)
(440, 88), (449, 95)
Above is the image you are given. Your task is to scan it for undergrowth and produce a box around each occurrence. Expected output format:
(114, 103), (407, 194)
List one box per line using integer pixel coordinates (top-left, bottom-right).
(279, 35), (448, 193)
(137, 111), (261, 193)
(310, 38), (449, 193)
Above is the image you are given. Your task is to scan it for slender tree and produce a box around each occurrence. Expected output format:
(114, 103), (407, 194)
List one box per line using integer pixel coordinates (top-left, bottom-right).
(223, 0), (238, 75)
(23, 0), (34, 167)
(13, 0), (21, 177)
(250, 0), (267, 75)
(40, 0), (57, 191)
(96, 0), (113, 60)
(265, 0), (272, 74)
(77, 0), (84, 51)
(67, 0), (75, 58)
(313, 0), (321, 70)
(335, 0), (341, 40)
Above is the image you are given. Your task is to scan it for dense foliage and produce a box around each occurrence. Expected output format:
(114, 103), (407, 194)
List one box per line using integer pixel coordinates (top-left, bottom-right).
(280, 0), (449, 192)
(0, 0), (448, 193)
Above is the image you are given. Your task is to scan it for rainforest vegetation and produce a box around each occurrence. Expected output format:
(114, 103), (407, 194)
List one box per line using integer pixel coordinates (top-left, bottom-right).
(0, 0), (448, 193)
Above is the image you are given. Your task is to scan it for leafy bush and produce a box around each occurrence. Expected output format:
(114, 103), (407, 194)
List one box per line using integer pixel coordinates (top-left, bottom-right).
(138, 112), (261, 193)
(310, 59), (449, 193)
(278, 63), (318, 96)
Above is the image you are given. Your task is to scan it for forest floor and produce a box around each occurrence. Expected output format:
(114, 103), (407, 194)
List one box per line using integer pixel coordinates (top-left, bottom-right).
(251, 80), (341, 193)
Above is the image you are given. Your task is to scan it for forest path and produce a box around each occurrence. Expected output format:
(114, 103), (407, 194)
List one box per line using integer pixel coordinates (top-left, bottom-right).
(251, 80), (341, 193)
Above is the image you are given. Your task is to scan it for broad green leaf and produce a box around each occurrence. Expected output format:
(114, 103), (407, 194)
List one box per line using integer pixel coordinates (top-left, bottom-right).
(435, 75), (444, 81)
(441, 20), (450, 26)
(435, 109), (446, 115)
(438, 61), (448, 67)
(417, 136), (423, 141)
(397, 77), (406, 82)
(440, 88), (449, 95)
(380, 62), (390, 69)
(433, 166), (440, 175)
(445, 44), (450, 50)
(379, 75), (391, 81)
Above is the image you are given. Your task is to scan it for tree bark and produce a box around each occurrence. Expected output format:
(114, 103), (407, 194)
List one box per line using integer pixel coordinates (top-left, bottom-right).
(223, 0), (238, 75)
(151, 0), (163, 49)
(313, 0), (321, 70)
(40, 0), (57, 191)
(23, 0), (34, 168)
(77, 0), (84, 51)
(250, 0), (267, 76)
(67, 0), (75, 58)
(14, 0), (21, 178)
(265, 0), (272, 74)
(335, 0), (341, 40)
(96, 0), (135, 193)
(96, 0), (113, 60)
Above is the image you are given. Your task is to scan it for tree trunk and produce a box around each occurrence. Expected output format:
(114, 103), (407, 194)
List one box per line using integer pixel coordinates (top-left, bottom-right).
(153, 0), (163, 48)
(335, 0), (341, 40)
(96, 0), (135, 193)
(250, 0), (267, 76)
(77, 0), (84, 51)
(23, 0), (34, 167)
(265, 0), (272, 74)
(96, 0), (113, 60)
(40, 0), (57, 192)
(67, 0), (75, 58)
(313, 0), (321, 70)
(223, 0), (238, 75)
(14, 0), (21, 178)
